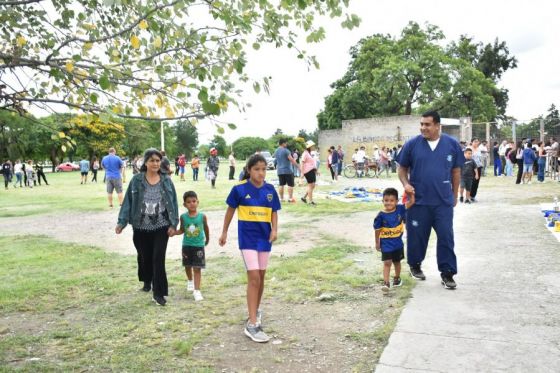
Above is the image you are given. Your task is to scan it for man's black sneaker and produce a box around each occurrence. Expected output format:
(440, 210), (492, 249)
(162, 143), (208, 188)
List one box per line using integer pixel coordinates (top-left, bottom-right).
(441, 274), (457, 289)
(465, 199), (471, 204)
(301, 197), (307, 204)
(152, 295), (167, 306)
(392, 277), (402, 287)
(459, 196), (464, 203)
(141, 282), (151, 292)
(410, 266), (426, 280)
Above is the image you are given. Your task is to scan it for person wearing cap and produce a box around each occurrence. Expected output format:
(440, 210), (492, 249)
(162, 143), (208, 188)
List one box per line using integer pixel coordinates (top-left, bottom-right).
(207, 148), (220, 188)
(300, 140), (318, 206)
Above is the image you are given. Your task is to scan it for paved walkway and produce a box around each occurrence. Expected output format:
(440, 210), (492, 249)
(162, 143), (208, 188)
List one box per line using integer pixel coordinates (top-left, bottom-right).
(376, 189), (560, 372)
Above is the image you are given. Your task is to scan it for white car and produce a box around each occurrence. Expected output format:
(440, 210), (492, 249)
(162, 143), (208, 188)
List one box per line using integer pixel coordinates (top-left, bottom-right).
(260, 151), (276, 170)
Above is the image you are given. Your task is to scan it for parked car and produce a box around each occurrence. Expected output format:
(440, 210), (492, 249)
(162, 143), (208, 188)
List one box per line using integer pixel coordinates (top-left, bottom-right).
(56, 162), (80, 172)
(261, 151), (275, 170)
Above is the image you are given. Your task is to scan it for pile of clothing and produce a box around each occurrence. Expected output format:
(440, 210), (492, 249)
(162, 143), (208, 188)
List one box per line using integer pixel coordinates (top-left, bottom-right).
(541, 204), (560, 242)
(326, 187), (383, 203)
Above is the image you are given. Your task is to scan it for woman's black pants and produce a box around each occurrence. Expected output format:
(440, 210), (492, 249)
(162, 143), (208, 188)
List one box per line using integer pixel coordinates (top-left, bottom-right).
(132, 227), (169, 297)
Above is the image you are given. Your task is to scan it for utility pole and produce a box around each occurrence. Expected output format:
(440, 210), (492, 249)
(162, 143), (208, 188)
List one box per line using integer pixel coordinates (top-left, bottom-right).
(160, 121), (165, 151)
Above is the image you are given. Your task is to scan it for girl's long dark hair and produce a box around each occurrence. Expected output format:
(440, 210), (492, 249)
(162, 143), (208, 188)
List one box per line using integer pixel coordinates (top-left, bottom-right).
(242, 154), (267, 180)
(140, 148), (162, 172)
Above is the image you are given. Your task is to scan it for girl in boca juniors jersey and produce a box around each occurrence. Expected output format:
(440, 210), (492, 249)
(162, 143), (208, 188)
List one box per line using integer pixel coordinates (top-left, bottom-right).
(219, 154), (280, 343)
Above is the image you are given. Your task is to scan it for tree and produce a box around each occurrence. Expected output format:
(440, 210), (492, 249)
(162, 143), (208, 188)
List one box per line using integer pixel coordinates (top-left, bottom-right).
(173, 120), (198, 159)
(232, 136), (269, 159)
(209, 134), (227, 157)
(121, 119), (162, 158)
(68, 115), (126, 160)
(1, 0), (359, 127)
(447, 36), (517, 117)
(318, 22), (514, 129)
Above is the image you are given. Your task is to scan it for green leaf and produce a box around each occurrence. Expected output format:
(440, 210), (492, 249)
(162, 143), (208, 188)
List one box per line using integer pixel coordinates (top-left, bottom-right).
(216, 125), (225, 134)
(202, 101), (220, 115)
(90, 93), (98, 104)
(227, 123), (237, 130)
(253, 82), (261, 93)
(99, 75), (110, 90)
(198, 89), (208, 102)
(252, 42), (260, 50)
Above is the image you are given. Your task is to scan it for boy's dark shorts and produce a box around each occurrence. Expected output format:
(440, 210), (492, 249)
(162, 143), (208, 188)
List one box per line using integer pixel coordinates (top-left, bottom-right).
(460, 178), (473, 191)
(182, 246), (206, 268)
(381, 248), (404, 262)
(278, 174), (295, 187)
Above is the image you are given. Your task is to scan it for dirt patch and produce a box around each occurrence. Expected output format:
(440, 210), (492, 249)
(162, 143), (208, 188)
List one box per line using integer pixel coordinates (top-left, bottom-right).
(191, 292), (400, 372)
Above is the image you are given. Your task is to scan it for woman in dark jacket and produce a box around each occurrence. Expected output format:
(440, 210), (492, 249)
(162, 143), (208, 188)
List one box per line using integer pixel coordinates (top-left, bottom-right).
(207, 147), (220, 189)
(116, 148), (179, 306)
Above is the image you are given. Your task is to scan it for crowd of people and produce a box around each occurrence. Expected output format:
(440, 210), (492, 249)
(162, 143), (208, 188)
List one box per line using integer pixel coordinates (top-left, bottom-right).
(1, 159), (49, 189)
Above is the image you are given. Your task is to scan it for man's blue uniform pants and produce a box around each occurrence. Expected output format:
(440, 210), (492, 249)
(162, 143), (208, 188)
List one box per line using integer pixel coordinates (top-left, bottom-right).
(406, 204), (457, 275)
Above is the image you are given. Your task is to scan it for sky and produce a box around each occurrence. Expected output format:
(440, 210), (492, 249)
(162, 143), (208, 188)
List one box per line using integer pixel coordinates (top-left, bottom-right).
(197, 0), (560, 144)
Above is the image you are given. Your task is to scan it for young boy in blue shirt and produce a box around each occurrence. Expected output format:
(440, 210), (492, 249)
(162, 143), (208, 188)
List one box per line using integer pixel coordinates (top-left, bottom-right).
(374, 187), (415, 293)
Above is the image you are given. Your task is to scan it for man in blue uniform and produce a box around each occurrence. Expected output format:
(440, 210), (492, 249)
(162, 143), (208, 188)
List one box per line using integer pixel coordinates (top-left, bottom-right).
(397, 110), (465, 289)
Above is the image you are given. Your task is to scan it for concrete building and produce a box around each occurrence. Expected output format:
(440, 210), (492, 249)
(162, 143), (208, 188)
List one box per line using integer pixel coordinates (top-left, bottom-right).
(318, 115), (471, 161)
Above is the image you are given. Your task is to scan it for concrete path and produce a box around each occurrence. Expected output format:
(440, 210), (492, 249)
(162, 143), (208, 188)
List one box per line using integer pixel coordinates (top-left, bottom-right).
(376, 191), (560, 372)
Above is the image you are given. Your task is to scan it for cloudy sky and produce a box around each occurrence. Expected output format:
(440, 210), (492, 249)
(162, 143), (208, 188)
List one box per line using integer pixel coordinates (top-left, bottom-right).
(198, 0), (560, 144)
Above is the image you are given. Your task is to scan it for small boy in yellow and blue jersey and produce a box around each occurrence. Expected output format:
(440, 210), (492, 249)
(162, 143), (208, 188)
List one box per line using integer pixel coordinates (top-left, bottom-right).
(374, 187), (415, 293)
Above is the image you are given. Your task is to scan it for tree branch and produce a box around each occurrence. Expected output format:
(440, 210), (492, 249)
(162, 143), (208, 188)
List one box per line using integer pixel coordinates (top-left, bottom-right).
(0, 0), (44, 5)
(45, 0), (184, 64)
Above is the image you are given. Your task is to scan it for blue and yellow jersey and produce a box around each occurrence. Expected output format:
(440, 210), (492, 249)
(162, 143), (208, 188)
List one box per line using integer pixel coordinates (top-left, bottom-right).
(373, 204), (406, 253)
(226, 180), (281, 252)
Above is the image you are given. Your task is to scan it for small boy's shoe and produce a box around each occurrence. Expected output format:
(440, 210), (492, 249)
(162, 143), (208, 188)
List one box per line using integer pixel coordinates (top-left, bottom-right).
(310, 201), (317, 207)
(392, 277), (402, 287)
(244, 322), (270, 343)
(301, 197), (307, 204)
(465, 199), (471, 204)
(459, 196), (464, 203)
(441, 274), (457, 290)
(187, 281), (194, 291)
(152, 295), (166, 306)
(193, 290), (204, 301)
(410, 266), (426, 280)
(381, 281), (390, 293)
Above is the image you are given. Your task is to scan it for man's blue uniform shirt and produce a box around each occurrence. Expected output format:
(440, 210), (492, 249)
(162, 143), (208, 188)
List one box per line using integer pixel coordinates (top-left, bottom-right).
(397, 134), (465, 206)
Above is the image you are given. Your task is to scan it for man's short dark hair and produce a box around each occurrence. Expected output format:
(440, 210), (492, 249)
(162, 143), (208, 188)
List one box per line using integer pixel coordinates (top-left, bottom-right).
(278, 138), (287, 145)
(464, 148), (472, 153)
(183, 190), (198, 201)
(383, 187), (399, 199)
(422, 110), (441, 124)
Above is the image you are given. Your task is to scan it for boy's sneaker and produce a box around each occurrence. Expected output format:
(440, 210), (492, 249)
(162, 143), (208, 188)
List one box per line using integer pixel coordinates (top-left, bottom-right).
(310, 201), (317, 207)
(193, 290), (204, 301)
(244, 322), (270, 343)
(459, 196), (464, 203)
(410, 266), (426, 280)
(392, 277), (402, 287)
(441, 274), (457, 290)
(301, 197), (307, 204)
(381, 281), (390, 293)
(152, 295), (166, 306)
(465, 199), (471, 204)
(187, 281), (194, 291)
(256, 309), (263, 326)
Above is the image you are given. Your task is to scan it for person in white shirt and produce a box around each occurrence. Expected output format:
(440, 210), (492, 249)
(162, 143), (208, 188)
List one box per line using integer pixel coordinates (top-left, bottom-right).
(13, 160), (23, 187)
(356, 146), (366, 178)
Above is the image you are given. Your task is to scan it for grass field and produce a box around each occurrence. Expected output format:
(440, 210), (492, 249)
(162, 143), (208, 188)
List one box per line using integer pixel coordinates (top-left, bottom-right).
(0, 163), (415, 371)
(0, 162), (393, 218)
